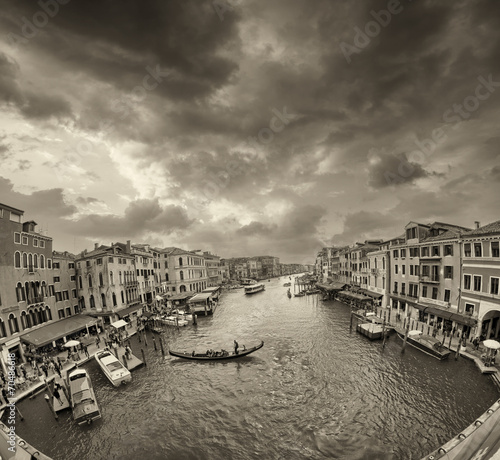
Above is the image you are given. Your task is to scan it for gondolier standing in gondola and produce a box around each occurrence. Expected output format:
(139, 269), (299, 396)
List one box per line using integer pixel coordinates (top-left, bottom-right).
(234, 340), (239, 354)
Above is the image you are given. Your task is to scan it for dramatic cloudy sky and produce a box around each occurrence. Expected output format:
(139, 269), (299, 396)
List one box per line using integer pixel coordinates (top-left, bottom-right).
(0, 0), (499, 263)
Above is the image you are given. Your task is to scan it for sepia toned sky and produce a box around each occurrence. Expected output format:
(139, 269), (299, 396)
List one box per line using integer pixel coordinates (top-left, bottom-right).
(1, 0), (499, 263)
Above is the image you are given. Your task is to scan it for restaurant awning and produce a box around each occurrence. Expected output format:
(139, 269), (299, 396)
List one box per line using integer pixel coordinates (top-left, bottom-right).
(358, 289), (383, 299)
(110, 319), (128, 329)
(187, 292), (212, 303)
(422, 305), (454, 319)
(21, 315), (97, 348)
(338, 291), (372, 301)
(316, 282), (346, 291)
(168, 293), (194, 301)
(116, 304), (143, 318)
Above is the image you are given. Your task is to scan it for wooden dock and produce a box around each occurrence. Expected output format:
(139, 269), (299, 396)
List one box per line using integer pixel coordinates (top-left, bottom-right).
(114, 346), (144, 371)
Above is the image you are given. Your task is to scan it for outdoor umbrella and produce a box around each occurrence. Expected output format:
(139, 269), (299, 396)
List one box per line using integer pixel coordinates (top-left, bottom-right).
(64, 340), (80, 348)
(483, 339), (500, 350)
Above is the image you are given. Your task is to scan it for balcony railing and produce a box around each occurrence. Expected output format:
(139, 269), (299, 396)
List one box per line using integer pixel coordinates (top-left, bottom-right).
(419, 275), (440, 283)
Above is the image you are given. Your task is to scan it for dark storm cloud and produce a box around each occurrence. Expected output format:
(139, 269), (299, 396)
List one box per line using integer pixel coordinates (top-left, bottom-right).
(2, 0), (241, 102)
(367, 153), (436, 189)
(0, 177), (77, 218)
(66, 198), (194, 239)
(0, 51), (72, 119)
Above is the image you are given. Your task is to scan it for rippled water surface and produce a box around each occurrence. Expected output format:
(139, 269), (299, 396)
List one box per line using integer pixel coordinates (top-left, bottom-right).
(17, 278), (500, 459)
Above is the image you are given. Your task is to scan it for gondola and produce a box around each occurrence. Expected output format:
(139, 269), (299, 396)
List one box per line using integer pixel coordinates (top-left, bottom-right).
(169, 341), (264, 361)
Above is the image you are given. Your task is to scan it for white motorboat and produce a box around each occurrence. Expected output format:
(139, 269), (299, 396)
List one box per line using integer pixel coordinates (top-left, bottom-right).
(94, 349), (132, 386)
(244, 283), (265, 294)
(160, 315), (189, 327)
(68, 368), (101, 425)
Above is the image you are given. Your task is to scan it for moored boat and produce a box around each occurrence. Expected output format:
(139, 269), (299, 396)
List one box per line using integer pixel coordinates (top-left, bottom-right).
(244, 283), (265, 294)
(397, 330), (451, 360)
(169, 341), (264, 361)
(95, 349), (132, 386)
(68, 368), (101, 425)
(160, 315), (189, 327)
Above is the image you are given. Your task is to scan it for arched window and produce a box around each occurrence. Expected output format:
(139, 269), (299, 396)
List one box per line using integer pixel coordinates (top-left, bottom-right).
(119, 271), (122, 284)
(110, 271), (114, 285)
(21, 311), (28, 330)
(28, 253), (33, 268)
(121, 291), (124, 304)
(90, 295), (95, 308)
(101, 293), (106, 308)
(112, 292), (117, 306)
(25, 311), (32, 328)
(0, 319), (6, 338)
(30, 310), (37, 326)
(99, 272), (104, 287)
(179, 257), (183, 266)
(41, 281), (47, 298)
(40, 254), (45, 269)
(8, 314), (19, 335)
(180, 270), (184, 281)
(25, 282), (31, 304)
(165, 273), (169, 281)
(45, 306), (52, 321)
(78, 276), (83, 289)
(14, 252), (21, 268)
(34, 254), (38, 269)
(16, 283), (25, 302)
(23, 253), (28, 268)
(79, 297), (86, 310)
(180, 285), (186, 293)
(36, 308), (43, 324)
(88, 275), (93, 288)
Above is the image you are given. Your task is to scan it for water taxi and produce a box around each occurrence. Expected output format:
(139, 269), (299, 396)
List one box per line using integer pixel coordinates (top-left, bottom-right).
(95, 349), (132, 386)
(68, 369), (101, 425)
(397, 330), (451, 360)
(244, 283), (265, 295)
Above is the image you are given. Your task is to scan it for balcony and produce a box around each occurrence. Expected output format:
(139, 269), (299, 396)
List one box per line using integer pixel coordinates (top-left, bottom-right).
(27, 295), (45, 305)
(419, 275), (440, 283)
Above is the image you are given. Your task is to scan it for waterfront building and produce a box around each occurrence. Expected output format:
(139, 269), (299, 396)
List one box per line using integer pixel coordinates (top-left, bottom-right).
(75, 241), (141, 325)
(160, 247), (208, 294)
(255, 256), (280, 278)
(366, 243), (390, 310)
(389, 221), (475, 338)
(52, 251), (79, 320)
(202, 251), (222, 286)
(130, 243), (160, 306)
(461, 220), (500, 340)
(0, 203), (55, 370)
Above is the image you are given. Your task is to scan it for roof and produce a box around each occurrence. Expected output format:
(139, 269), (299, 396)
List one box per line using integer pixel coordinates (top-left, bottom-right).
(0, 202), (24, 214)
(187, 292), (212, 303)
(463, 220), (500, 237)
(116, 304), (143, 318)
(168, 293), (195, 301)
(202, 286), (221, 292)
(21, 315), (98, 348)
(110, 319), (128, 329)
(422, 229), (461, 243)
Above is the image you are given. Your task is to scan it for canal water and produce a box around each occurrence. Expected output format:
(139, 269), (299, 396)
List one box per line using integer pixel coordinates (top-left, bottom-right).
(16, 277), (499, 460)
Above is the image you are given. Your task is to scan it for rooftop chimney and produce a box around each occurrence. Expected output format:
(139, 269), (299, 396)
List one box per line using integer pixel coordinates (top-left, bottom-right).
(95, 243), (99, 250)
(475, 221), (480, 229)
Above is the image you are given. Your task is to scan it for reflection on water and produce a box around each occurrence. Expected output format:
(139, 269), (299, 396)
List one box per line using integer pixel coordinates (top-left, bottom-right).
(16, 279), (499, 460)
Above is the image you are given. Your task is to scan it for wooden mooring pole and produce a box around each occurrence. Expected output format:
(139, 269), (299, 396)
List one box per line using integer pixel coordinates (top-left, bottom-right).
(141, 348), (147, 366)
(382, 318), (387, 349)
(402, 324), (409, 354)
(44, 394), (58, 420)
(159, 337), (165, 357)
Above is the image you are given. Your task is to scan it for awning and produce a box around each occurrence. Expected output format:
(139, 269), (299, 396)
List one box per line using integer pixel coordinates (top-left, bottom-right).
(422, 305), (454, 319)
(449, 313), (477, 327)
(358, 289), (383, 299)
(110, 319), (128, 329)
(21, 315), (97, 348)
(338, 291), (372, 301)
(316, 282), (346, 291)
(116, 304), (143, 318)
(168, 293), (194, 301)
(202, 286), (220, 293)
(187, 292), (212, 303)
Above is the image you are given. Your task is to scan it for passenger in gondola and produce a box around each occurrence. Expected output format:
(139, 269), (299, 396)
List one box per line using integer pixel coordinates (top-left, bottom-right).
(234, 340), (239, 354)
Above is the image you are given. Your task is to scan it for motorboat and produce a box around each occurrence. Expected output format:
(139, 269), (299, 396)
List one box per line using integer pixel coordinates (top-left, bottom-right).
(68, 369), (101, 425)
(397, 330), (451, 360)
(169, 341), (264, 361)
(244, 283), (265, 294)
(95, 349), (132, 386)
(160, 315), (189, 327)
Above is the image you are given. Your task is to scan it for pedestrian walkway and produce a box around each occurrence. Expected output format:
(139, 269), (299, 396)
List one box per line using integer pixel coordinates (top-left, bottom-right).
(0, 323), (141, 411)
(390, 315), (499, 374)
